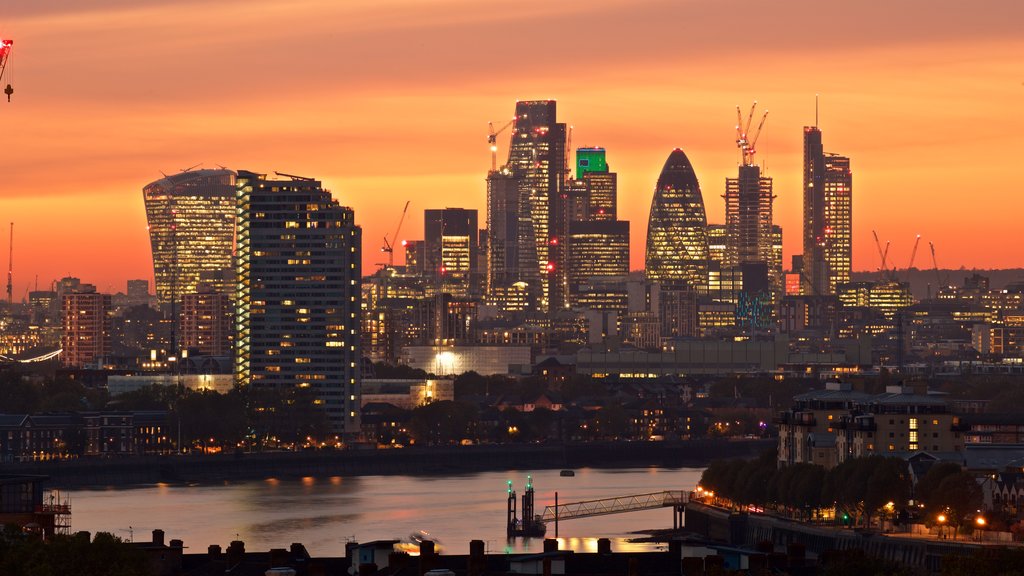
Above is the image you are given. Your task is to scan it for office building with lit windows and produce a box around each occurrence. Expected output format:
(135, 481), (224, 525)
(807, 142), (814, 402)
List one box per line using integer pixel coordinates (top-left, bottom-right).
(233, 170), (362, 436)
(424, 208), (478, 296)
(575, 147), (617, 221)
(645, 149), (710, 289)
(505, 100), (568, 312)
(143, 169), (236, 307)
(802, 126), (852, 295)
(567, 220), (629, 292)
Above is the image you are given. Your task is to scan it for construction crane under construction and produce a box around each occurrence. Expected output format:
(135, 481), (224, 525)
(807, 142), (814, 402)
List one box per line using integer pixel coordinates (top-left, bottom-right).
(488, 118), (515, 172)
(0, 39), (13, 102)
(380, 200), (411, 269)
(906, 234), (921, 270)
(735, 101), (768, 166)
(872, 230), (892, 279)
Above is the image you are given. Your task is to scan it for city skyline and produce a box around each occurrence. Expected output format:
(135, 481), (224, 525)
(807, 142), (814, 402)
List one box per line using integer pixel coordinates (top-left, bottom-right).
(1, 0), (1023, 293)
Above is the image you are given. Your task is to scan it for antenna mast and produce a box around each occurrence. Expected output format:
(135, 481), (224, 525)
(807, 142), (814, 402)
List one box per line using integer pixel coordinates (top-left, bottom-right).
(6, 223), (12, 304)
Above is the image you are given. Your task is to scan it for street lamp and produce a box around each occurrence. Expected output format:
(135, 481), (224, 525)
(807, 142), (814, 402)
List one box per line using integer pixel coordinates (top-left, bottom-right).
(976, 515), (987, 541)
(937, 513), (947, 540)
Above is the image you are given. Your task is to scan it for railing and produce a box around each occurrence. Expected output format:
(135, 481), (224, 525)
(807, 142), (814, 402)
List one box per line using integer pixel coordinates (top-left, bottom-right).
(541, 490), (688, 522)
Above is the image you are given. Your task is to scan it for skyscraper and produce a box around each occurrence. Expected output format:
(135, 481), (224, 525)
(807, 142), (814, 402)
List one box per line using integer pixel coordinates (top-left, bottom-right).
(575, 147), (617, 221)
(234, 171), (362, 436)
(485, 169), (519, 295)
(802, 126), (852, 294)
(505, 100), (568, 312)
(645, 149), (710, 289)
(424, 208), (478, 296)
(567, 220), (630, 288)
(724, 165), (774, 268)
(143, 169), (236, 307)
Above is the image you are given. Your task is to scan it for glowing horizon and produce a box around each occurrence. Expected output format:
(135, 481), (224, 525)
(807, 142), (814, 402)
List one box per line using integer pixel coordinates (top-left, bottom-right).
(0, 0), (1022, 294)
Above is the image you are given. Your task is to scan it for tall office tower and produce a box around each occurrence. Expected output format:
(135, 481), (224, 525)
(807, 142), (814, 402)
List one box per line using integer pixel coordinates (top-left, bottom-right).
(706, 224), (727, 266)
(180, 287), (231, 357)
(143, 169), (236, 307)
(485, 169), (519, 295)
(61, 285), (111, 368)
(724, 165), (774, 268)
(506, 100), (568, 312)
(567, 221), (629, 290)
(803, 126), (853, 295)
(576, 147), (617, 221)
(644, 149), (710, 290)
(424, 208), (478, 295)
(234, 171), (362, 436)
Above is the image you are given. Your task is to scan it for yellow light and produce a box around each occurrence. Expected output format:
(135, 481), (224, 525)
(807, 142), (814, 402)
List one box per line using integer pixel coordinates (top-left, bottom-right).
(937, 514), (947, 524)
(976, 516), (986, 527)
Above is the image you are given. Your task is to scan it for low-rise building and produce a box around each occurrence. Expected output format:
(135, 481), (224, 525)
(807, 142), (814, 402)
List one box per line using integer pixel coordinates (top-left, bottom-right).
(776, 381), (966, 468)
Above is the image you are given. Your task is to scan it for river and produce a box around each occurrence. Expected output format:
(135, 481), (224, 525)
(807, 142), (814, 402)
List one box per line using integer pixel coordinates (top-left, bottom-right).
(68, 466), (704, 556)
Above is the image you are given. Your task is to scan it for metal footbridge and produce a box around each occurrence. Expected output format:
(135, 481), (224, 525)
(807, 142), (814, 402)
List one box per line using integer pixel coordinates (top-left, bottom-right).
(541, 490), (689, 522)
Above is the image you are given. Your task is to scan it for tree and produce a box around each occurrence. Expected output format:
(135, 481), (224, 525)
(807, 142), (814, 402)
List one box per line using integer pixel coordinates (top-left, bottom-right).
(915, 461), (962, 505)
(409, 400), (478, 445)
(929, 472), (983, 536)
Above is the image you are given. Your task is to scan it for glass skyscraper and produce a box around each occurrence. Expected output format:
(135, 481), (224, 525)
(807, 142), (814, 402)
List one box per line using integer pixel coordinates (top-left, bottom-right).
(802, 126), (852, 295)
(143, 169), (236, 307)
(645, 149), (710, 289)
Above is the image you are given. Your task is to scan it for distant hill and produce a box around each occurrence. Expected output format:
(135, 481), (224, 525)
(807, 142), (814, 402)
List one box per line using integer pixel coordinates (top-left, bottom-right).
(852, 268), (1024, 301)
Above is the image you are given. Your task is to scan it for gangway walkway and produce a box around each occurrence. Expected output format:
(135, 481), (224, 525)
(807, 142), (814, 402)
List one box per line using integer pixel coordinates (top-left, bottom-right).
(541, 490), (689, 522)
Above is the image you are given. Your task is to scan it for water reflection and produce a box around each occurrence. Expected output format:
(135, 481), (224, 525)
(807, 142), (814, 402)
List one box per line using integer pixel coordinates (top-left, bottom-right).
(70, 467), (703, 556)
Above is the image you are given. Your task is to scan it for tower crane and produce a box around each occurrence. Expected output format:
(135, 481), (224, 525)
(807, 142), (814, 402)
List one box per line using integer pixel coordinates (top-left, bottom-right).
(872, 230), (892, 278)
(488, 118), (515, 172)
(735, 101), (768, 166)
(0, 39), (13, 101)
(381, 200), (410, 269)
(928, 241), (943, 287)
(906, 234), (921, 271)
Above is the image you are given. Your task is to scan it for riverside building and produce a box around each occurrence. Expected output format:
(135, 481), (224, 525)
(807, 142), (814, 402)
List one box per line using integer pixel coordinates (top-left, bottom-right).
(233, 170), (362, 436)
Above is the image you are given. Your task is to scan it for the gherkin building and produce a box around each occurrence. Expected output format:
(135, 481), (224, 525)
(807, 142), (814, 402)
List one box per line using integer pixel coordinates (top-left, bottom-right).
(644, 149), (710, 289)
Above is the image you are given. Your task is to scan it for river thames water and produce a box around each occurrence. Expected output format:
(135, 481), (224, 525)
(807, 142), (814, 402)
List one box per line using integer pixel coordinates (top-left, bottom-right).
(68, 466), (704, 556)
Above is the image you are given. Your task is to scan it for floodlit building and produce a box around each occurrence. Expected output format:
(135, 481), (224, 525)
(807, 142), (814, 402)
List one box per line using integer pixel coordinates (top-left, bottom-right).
(233, 170), (362, 436)
(645, 149), (710, 290)
(142, 169), (236, 307)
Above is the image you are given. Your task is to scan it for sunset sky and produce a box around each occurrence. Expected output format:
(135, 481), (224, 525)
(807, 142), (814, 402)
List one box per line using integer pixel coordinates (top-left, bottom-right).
(0, 0), (1022, 296)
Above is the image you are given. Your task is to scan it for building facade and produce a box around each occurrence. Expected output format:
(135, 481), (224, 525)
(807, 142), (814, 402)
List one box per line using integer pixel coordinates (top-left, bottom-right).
(60, 285), (112, 368)
(506, 100), (568, 312)
(645, 149), (710, 290)
(233, 170), (362, 436)
(142, 169), (236, 307)
(802, 127), (852, 295)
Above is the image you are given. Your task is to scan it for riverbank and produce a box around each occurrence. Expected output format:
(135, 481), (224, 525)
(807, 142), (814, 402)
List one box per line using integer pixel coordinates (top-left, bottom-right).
(6, 439), (772, 488)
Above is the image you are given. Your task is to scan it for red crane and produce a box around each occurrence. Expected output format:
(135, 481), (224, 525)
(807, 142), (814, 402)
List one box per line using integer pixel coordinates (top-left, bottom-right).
(0, 39), (12, 101)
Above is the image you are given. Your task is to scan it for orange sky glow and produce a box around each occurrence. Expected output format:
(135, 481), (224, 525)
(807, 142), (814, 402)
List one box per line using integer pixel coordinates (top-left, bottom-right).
(0, 0), (1022, 295)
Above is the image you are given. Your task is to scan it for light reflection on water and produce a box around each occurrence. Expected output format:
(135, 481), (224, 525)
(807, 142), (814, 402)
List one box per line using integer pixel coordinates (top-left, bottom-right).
(70, 467), (703, 556)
